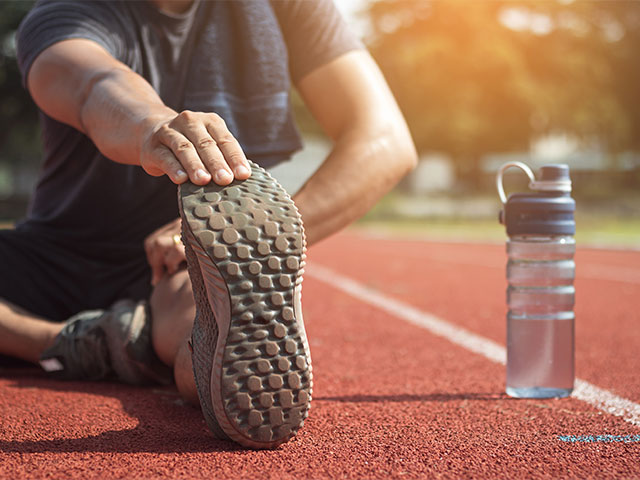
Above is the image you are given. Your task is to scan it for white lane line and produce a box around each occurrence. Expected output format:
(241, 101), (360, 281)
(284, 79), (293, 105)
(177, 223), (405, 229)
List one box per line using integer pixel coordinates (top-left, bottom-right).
(306, 263), (640, 427)
(573, 381), (640, 426)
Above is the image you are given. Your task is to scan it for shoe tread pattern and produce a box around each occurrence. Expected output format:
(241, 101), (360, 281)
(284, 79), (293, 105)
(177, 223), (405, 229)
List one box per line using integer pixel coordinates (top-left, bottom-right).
(180, 161), (312, 449)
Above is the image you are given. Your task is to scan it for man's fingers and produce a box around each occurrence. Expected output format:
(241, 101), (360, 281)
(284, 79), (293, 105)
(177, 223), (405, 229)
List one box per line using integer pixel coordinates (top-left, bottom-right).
(151, 264), (164, 286)
(145, 243), (166, 286)
(145, 111), (250, 185)
(165, 245), (186, 274)
(143, 219), (186, 286)
(143, 144), (188, 184)
(206, 118), (251, 181)
(157, 126), (211, 185)
(182, 122), (234, 186)
(146, 242), (185, 284)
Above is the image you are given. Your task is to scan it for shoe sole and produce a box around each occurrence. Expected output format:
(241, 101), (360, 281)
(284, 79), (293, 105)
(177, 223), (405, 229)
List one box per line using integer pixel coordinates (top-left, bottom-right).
(179, 161), (312, 449)
(182, 227), (230, 440)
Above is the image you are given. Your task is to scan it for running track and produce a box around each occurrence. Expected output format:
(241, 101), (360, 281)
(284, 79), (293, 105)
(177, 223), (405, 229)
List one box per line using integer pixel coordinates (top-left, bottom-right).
(1, 231), (638, 478)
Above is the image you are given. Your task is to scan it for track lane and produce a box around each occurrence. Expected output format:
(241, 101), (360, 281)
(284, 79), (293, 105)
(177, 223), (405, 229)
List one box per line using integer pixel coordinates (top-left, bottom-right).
(0, 230), (638, 478)
(306, 262), (640, 428)
(310, 231), (640, 404)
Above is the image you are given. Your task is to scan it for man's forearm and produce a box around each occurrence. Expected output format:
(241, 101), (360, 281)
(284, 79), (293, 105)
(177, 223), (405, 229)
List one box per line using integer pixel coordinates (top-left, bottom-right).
(27, 38), (250, 186)
(293, 126), (417, 247)
(79, 67), (175, 168)
(291, 50), (417, 247)
(27, 39), (172, 167)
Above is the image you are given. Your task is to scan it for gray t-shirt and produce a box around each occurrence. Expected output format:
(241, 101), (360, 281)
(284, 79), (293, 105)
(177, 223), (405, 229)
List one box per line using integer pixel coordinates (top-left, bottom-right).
(16, 0), (362, 251)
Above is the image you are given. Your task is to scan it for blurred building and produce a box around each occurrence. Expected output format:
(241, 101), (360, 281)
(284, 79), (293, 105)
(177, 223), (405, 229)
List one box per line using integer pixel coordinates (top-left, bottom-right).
(483, 134), (640, 174)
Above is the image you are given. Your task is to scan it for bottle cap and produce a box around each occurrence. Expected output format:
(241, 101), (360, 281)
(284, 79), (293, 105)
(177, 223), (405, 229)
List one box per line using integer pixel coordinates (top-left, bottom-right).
(529, 164), (572, 194)
(497, 163), (575, 236)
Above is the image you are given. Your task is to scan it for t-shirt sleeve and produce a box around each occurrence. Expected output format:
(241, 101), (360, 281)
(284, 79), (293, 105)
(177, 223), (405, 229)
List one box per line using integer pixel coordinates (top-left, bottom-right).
(271, 0), (364, 84)
(16, 0), (128, 87)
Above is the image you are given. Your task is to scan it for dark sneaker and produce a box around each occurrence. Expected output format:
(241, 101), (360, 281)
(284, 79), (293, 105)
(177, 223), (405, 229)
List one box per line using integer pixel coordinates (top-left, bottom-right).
(179, 160), (312, 449)
(40, 300), (172, 385)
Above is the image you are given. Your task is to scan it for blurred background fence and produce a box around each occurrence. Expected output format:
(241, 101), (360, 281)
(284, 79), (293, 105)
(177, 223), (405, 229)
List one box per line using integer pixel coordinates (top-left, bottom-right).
(1, 1), (639, 245)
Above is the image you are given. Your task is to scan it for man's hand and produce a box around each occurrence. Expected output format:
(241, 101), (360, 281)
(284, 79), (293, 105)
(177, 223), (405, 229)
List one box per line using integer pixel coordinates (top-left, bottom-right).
(144, 218), (186, 286)
(140, 110), (252, 186)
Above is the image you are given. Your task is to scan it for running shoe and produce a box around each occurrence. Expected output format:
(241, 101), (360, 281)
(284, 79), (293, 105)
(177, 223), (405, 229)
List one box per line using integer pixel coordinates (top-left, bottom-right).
(179, 160), (312, 449)
(40, 300), (172, 385)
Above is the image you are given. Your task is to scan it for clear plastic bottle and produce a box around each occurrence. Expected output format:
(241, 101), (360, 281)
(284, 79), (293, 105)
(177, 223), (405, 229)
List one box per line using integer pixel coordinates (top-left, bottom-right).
(498, 163), (576, 398)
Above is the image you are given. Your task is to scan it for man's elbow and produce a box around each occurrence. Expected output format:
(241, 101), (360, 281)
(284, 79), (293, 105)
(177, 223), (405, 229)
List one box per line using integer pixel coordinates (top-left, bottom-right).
(386, 125), (418, 179)
(399, 137), (418, 174)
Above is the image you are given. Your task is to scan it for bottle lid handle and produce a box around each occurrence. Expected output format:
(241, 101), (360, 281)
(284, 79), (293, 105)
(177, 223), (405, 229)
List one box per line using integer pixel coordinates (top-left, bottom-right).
(496, 162), (536, 204)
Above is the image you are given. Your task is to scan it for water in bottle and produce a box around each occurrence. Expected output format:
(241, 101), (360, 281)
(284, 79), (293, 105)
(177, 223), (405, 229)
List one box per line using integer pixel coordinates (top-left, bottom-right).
(497, 162), (576, 398)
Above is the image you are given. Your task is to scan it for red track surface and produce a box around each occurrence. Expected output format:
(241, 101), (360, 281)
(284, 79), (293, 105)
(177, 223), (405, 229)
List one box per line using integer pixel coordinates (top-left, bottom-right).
(1, 231), (639, 478)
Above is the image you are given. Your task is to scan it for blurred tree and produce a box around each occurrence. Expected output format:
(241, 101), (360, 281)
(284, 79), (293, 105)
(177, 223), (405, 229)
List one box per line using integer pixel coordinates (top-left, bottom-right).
(365, 0), (640, 188)
(0, 0), (39, 166)
(602, 2), (640, 151)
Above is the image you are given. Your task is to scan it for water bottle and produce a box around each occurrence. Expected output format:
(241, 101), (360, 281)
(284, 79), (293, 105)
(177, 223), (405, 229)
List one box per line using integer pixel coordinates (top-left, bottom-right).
(497, 162), (576, 398)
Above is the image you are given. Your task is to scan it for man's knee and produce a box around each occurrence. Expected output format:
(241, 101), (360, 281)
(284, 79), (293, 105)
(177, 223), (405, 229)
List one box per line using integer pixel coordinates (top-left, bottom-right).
(150, 268), (193, 309)
(150, 269), (195, 366)
(174, 341), (199, 405)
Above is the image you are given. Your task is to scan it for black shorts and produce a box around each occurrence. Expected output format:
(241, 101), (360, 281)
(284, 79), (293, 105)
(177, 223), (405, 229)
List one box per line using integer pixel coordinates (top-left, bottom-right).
(0, 228), (152, 322)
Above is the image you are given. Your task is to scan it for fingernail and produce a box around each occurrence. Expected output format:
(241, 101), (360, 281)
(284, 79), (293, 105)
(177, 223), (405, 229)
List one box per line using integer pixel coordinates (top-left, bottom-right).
(175, 169), (187, 180)
(235, 165), (250, 177)
(195, 169), (211, 181)
(215, 169), (232, 183)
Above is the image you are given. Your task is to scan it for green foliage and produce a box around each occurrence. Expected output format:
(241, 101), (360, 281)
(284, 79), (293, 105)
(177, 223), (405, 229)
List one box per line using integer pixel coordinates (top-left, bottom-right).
(0, 0), (40, 165)
(366, 0), (640, 183)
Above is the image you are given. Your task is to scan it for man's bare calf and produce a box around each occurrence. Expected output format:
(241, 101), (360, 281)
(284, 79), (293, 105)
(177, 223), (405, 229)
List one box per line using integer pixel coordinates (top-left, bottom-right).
(0, 299), (63, 364)
(149, 268), (199, 404)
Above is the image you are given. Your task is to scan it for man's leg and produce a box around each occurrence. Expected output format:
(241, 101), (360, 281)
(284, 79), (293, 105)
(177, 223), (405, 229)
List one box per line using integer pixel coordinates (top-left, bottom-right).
(0, 230), (71, 364)
(149, 268), (198, 404)
(0, 299), (63, 363)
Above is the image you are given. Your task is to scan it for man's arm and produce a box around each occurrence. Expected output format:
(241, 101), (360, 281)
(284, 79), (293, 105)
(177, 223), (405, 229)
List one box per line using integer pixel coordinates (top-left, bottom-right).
(293, 50), (418, 246)
(26, 38), (251, 186)
(143, 49), (415, 283)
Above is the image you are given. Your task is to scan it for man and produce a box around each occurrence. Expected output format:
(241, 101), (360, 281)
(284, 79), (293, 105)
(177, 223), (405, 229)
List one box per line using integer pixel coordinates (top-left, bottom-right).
(0, 0), (416, 448)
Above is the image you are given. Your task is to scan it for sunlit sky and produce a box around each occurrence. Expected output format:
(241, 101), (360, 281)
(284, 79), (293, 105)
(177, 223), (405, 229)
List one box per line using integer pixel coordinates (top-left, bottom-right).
(336, 0), (624, 41)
